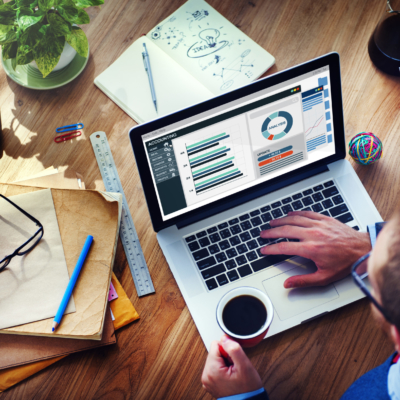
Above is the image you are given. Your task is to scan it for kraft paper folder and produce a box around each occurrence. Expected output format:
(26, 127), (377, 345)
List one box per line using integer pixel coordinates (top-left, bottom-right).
(0, 308), (116, 371)
(0, 272), (140, 392)
(0, 183), (122, 340)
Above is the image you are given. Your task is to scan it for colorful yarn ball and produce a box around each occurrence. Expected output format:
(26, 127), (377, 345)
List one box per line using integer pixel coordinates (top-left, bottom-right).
(348, 132), (382, 165)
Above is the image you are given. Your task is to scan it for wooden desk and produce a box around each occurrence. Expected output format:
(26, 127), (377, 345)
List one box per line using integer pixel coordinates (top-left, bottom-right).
(0, 0), (397, 398)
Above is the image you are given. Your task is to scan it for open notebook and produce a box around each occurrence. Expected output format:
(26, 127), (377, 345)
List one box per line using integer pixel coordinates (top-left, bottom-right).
(94, 0), (275, 124)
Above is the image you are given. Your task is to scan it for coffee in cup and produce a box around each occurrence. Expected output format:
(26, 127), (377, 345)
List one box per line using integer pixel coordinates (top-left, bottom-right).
(216, 287), (274, 347)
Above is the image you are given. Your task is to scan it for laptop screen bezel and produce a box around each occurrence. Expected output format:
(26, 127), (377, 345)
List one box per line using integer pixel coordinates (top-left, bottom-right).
(129, 52), (345, 232)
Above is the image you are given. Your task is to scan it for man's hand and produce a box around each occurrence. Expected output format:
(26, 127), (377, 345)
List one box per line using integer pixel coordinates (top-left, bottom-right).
(260, 211), (371, 289)
(202, 335), (263, 398)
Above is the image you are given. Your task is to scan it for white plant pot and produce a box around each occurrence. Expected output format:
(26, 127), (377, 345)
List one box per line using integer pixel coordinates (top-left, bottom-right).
(30, 41), (77, 72)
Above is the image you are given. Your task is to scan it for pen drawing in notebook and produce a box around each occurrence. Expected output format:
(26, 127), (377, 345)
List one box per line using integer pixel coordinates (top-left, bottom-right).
(147, 0), (274, 94)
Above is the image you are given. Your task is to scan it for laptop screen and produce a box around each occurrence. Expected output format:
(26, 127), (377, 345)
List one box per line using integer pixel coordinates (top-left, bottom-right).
(141, 64), (336, 222)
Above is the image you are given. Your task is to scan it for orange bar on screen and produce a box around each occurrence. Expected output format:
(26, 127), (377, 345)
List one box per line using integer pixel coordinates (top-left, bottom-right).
(258, 150), (293, 167)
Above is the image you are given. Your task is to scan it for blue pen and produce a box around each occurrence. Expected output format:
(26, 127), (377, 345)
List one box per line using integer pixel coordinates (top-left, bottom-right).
(52, 235), (94, 332)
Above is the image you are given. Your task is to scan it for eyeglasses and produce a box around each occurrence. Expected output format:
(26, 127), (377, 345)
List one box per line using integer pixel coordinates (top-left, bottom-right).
(351, 252), (393, 324)
(387, 0), (400, 14)
(0, 194), (44, 273)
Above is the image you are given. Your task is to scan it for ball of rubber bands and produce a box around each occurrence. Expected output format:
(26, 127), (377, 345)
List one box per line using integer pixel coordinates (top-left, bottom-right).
(348, 132), (382, 165)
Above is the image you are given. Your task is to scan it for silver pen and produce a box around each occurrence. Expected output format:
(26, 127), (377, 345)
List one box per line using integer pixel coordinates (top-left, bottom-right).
(142, 43), (157, 112)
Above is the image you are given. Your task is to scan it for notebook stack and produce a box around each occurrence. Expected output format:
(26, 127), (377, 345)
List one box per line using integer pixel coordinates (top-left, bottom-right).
(0, 175), (123, 383)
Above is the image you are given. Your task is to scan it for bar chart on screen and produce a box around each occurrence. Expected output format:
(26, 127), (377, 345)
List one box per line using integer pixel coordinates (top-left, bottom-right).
(171, 114), (254, 207)
(186, 128), (246, 194)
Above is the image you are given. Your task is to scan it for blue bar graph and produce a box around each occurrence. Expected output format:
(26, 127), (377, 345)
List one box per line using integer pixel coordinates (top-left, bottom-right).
(303, 100), (323, 108)
(302, 92), (323, 112)
(303, 99), (323, 108)
(193, 161), (233, 178)
(187, 135), (230, 155)
(303, 97), (323, 106)
(186, 132), (244, 194)
(195, 169), (240, 190)
(196, 172), (243, 193)
(187, 133), (226, 150)
(303, 92), (322, 103)
(306, 136), (327, 151)
(190, 148), (230, 166)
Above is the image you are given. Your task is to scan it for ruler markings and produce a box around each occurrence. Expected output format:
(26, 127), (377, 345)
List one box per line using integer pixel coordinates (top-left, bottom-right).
(90, 132), (155, 297)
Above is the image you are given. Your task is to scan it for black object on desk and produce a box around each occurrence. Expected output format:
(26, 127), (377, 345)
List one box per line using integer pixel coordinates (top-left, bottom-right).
(0, 194), (44, 273)
(368, 0), (400, 76)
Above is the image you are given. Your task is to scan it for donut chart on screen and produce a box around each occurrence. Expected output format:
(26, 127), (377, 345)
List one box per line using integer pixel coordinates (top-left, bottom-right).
(261, 111), (293, 140)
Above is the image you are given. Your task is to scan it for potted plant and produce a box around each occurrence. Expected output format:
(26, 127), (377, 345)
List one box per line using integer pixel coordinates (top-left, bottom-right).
(0, 0), (104, 78)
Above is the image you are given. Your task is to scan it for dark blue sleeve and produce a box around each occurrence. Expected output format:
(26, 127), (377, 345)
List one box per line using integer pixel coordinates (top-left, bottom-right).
(375, 222), (386, 237)
(248, 390), (269, 400)
(340, 353), (395, 400)
(367, 222), (387, 248)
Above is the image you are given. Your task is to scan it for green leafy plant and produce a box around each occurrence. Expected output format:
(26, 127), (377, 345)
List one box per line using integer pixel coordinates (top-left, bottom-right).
(0, 0), (104, 77)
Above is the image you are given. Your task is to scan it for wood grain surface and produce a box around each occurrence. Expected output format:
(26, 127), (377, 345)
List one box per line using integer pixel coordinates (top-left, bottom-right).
(0, 0), (397, 399)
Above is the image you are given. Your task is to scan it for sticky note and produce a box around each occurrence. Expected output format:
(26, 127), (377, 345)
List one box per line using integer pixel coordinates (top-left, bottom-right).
(108, 282), (119, 301)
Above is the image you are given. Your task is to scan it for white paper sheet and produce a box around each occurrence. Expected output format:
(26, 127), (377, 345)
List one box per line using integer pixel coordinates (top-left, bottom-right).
(0, 189), (75, 329)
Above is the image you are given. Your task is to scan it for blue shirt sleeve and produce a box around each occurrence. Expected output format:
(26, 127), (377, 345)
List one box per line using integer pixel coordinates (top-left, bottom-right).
(388, 356), (400, 399)
(367, 224), (377, 248)
(367, 222), (386, 248)
(218, 388), (266, 400)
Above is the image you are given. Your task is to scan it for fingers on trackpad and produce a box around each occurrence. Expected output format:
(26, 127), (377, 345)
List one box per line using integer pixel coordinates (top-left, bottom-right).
(262, 260), (339, 321)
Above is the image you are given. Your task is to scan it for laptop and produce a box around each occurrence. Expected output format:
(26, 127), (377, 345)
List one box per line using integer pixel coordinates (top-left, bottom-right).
(129, 53), (382, 349)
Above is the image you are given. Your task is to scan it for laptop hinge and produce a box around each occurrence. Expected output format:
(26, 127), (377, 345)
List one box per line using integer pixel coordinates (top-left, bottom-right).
(176, 164), (329, 230)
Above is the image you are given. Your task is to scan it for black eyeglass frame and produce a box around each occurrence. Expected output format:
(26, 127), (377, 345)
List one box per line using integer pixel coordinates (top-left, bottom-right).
(351, 251), (393, 324)
(0, 194), (44, 273)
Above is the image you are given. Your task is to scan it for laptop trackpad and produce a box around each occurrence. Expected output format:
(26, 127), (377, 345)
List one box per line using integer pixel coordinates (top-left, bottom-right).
(262, 262), (339, 321)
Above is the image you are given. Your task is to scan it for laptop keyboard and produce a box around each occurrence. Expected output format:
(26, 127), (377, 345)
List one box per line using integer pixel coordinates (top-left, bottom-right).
(184, 180), (359, 292)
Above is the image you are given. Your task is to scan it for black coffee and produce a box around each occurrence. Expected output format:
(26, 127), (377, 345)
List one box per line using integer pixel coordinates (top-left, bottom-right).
(222, 295), (267, 336)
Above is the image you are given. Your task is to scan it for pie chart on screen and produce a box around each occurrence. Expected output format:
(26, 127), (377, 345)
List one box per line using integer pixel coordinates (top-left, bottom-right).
(261, 111), (293, 140)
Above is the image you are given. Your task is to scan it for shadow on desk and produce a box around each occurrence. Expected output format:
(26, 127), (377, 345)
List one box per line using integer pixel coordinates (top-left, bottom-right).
(1, 52), (96, 178)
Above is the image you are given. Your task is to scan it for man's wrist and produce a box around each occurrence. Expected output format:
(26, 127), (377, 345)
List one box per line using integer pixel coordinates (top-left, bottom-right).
(353, 231), (372, 261)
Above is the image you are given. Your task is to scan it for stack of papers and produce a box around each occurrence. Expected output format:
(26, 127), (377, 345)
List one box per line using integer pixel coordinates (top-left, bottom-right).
(0, 178), (122, 340)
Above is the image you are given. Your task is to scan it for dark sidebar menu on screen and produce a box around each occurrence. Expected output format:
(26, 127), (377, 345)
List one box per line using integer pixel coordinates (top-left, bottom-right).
(146, 138), (187, 215)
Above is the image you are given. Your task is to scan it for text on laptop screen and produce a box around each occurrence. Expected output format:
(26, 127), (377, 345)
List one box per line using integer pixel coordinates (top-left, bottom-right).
(143, 66), (335, 221)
